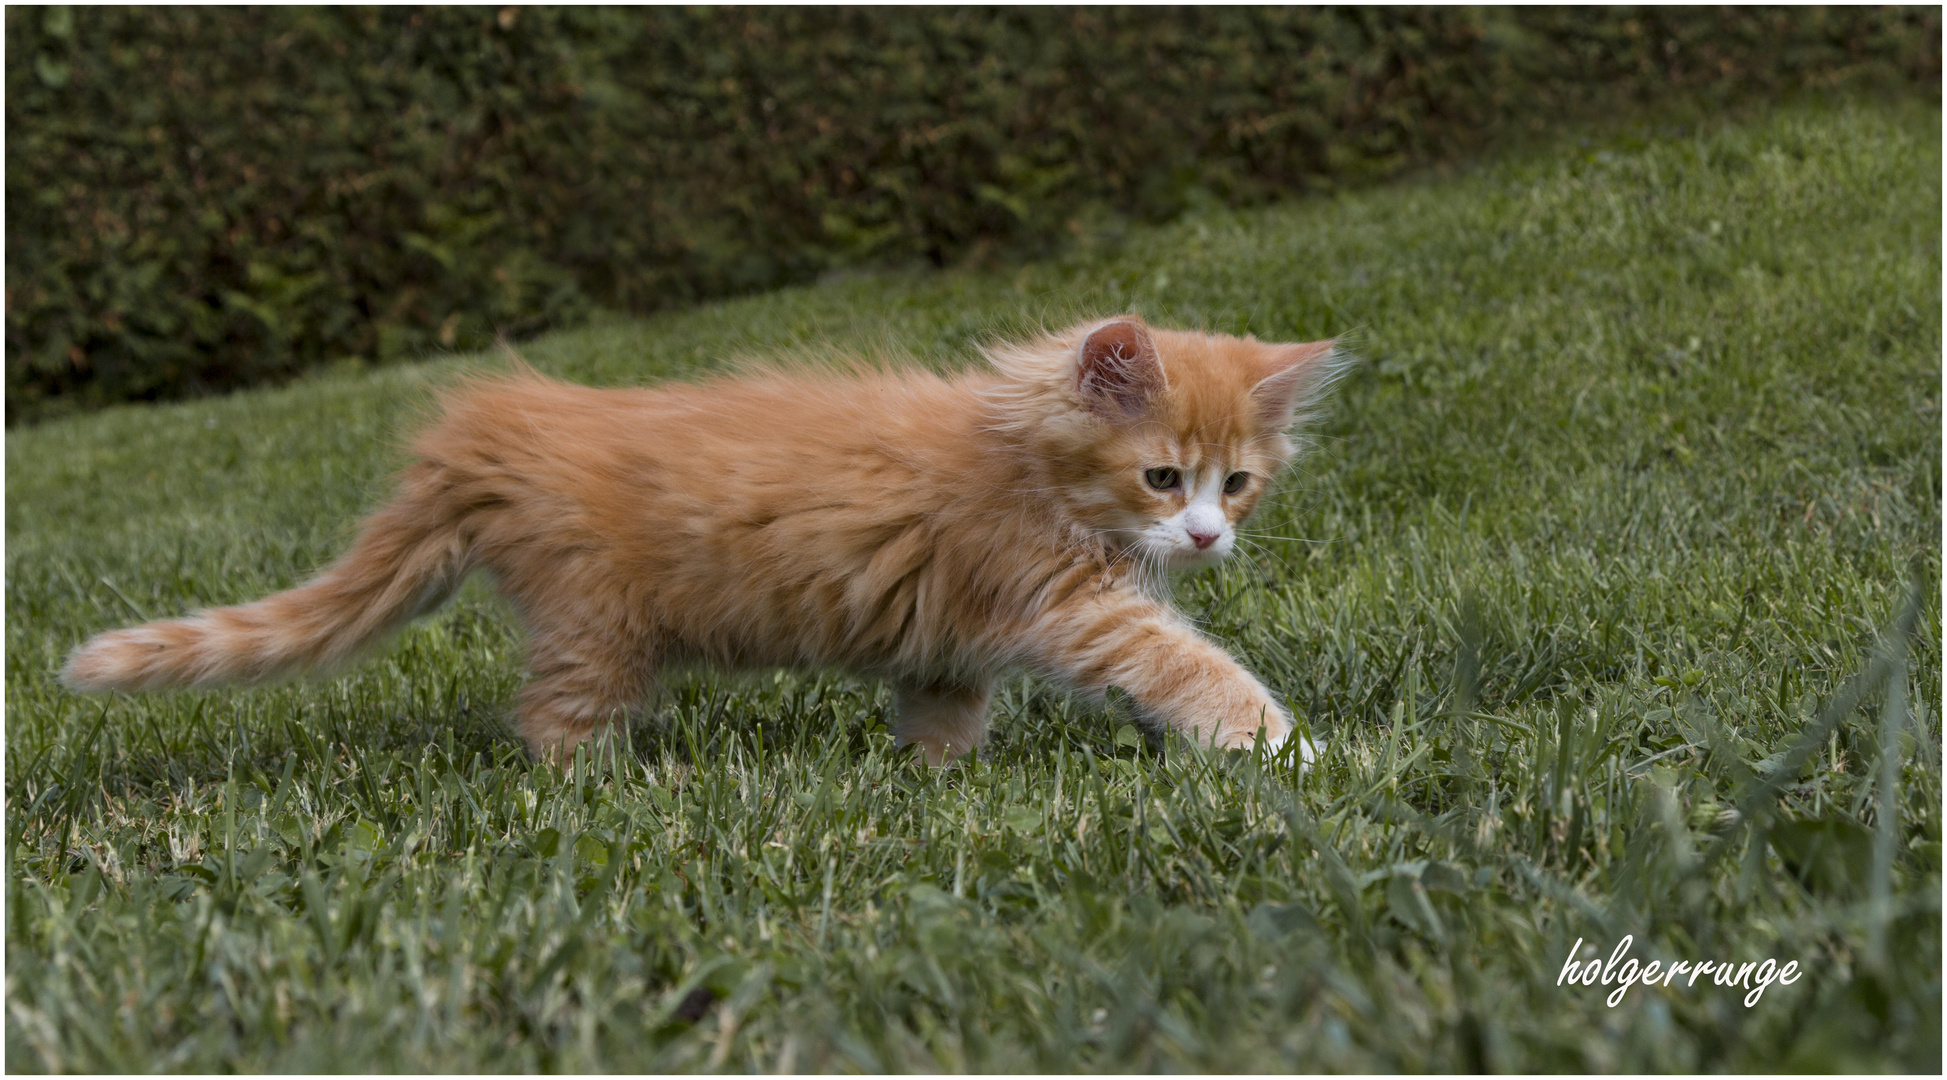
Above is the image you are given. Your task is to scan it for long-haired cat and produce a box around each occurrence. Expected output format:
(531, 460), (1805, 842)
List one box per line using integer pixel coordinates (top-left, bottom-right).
(63, 316), (1344, 764)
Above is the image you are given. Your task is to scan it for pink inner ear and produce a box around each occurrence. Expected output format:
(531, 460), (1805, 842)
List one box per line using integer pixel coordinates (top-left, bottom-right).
(1253, 339), (1337, 426)
(1077, 320), (1164, 419)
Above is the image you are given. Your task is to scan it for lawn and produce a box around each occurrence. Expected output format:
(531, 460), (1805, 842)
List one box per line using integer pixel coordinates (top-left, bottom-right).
(5, 95), (1940, 1071)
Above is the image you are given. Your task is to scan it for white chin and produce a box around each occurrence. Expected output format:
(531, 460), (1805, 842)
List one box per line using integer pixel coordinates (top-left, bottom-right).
(1168, 547), (1228, 569)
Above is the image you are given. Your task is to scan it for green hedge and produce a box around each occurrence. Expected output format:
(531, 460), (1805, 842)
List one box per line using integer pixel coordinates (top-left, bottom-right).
(7, 6), (1938, 420)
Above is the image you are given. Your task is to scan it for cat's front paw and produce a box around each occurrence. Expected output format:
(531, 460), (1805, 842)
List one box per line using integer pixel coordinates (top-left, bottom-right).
(1260, 725), (1320, 767)
(1211, 715), (1317, 767)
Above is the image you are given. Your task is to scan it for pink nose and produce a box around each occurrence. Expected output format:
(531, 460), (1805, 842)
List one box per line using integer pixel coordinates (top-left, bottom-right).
(1189, 529), (1219, 550)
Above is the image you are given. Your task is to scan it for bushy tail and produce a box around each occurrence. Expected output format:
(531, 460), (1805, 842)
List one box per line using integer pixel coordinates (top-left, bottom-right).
(62, 462), (475, 693)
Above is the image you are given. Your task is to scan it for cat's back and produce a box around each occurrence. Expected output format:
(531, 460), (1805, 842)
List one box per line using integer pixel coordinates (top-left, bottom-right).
(417, 365), (1011, 550)
(421, 364), (985, 475)
(640, 364), (1003, 531)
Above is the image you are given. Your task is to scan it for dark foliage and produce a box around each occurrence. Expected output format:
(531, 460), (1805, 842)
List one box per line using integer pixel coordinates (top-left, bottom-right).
(7, 6), (1938, 420)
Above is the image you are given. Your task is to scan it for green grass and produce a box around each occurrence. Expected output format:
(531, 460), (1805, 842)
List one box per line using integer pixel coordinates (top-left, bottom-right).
(6, 95), (1940, 1072)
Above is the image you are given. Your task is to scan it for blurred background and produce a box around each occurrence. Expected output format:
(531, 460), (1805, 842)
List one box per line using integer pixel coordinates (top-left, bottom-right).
(6, 5), (1938, 423)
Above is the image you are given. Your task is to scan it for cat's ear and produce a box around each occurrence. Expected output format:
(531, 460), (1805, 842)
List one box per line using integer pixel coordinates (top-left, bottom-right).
(1076, 319), (1166, 420)
(1251, 340), (1340, 429)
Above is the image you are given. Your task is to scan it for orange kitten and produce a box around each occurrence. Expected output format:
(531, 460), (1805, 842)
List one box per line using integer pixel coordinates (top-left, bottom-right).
(63, 316), (1345, 764)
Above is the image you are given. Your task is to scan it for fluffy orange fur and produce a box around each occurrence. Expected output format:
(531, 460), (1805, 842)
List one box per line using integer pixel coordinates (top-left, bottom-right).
(63, 316), (1345, 764)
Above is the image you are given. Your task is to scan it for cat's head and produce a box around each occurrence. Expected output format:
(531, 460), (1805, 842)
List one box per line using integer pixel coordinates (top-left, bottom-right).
(987, 315), (1344, 570)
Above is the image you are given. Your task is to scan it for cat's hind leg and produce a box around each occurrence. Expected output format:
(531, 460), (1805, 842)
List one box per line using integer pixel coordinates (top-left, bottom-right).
(516, 625), (659, 763)
(892, 679), (992, 765)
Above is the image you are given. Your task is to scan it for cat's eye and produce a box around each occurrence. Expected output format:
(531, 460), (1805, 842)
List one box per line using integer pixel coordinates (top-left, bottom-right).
(1223, 471), (1249, 495)
(1143, 467), (1181, 491)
